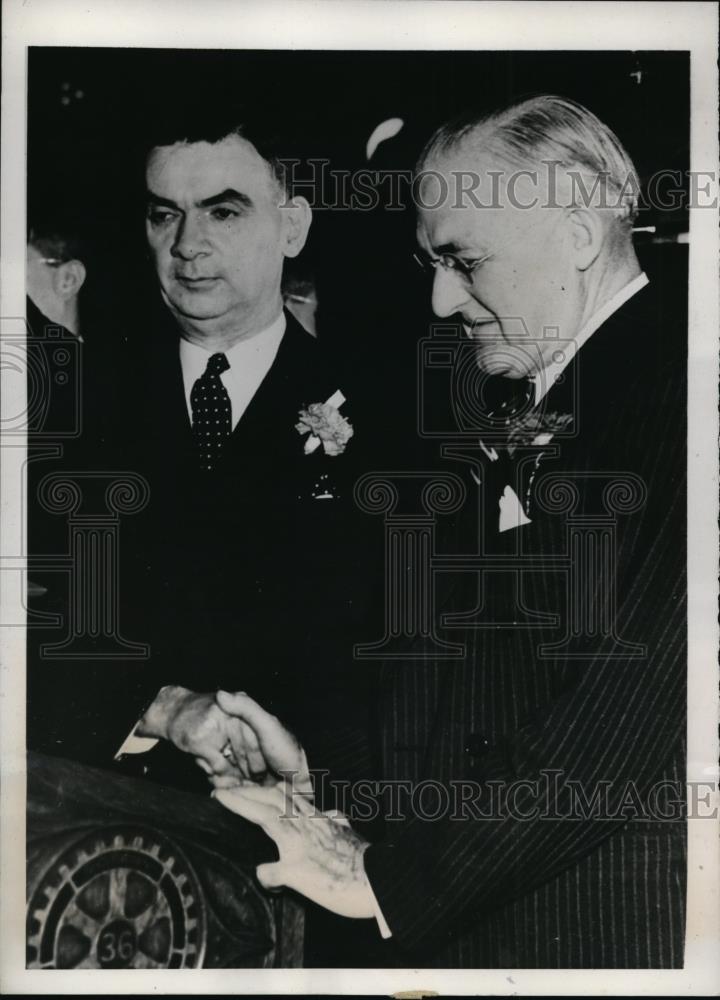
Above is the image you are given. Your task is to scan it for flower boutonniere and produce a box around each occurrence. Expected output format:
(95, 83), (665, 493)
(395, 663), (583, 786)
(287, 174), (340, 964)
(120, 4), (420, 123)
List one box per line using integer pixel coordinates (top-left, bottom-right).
(506, 410), (573, 456)
(295, 389), (354, 456)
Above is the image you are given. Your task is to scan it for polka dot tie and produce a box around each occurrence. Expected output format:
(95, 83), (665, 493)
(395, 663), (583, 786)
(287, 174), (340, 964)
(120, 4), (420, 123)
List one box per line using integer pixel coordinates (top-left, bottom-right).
(190, 352), (232, 471)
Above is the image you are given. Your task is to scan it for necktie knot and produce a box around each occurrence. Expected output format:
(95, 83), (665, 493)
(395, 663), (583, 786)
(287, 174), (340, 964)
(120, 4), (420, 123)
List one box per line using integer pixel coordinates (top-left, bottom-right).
(482, 374), (535, 421)
(206, 352), (230, 377)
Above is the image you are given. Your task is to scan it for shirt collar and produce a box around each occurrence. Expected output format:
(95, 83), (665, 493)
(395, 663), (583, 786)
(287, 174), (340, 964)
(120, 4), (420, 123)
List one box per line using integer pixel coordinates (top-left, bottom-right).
(179, 311), (287, 430)
(533, 272), (649, 406)
(179, 311), (286, 377)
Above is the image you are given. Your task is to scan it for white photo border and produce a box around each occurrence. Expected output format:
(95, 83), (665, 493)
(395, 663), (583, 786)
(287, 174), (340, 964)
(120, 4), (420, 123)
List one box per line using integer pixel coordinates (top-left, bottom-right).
(2, 0), (718, 994)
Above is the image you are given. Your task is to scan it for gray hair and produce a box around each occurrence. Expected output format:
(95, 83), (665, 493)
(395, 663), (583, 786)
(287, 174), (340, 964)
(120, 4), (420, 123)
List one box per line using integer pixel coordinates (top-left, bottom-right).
(418, 95), (640, 224)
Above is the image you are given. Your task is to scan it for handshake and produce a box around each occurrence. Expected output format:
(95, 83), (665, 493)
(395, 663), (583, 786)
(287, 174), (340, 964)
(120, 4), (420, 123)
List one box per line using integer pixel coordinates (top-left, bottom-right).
(136, 686), (312, 792)
(135, 686), (376, 920)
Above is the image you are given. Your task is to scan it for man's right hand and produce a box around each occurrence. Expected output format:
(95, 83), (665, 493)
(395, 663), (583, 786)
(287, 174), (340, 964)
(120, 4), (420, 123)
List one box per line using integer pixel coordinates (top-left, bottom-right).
(137, 685), (268, 780)
(211, 690), (312, 793)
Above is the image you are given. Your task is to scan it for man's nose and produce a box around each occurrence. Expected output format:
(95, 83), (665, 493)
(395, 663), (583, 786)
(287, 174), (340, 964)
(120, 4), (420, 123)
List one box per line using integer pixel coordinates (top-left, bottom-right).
(431, 267), (471, 319)
(170, 215), (209, 260)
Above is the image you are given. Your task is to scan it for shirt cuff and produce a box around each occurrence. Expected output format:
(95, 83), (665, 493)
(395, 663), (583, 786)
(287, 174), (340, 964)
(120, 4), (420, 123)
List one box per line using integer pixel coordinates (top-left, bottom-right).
(114, 723), (159, 760)
(364, 862), (392, 939)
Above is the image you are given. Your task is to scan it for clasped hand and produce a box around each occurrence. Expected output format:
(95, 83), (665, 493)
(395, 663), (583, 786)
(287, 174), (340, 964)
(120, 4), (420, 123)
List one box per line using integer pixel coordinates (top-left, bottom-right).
(137, 685), (308, 785)
(143, 687), (374, 918)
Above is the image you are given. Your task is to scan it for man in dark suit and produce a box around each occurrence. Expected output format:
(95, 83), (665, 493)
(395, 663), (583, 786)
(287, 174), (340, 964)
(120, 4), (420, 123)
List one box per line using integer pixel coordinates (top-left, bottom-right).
(210, 97), (687, 967)
(26, 223), (87, 341)
(24, 219), (100, 753)
(27, 115), (374, 788)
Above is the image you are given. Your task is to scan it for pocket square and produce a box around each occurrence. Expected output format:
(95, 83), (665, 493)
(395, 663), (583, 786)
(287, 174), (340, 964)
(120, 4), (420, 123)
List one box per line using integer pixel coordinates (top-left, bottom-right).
(498, 484), (531, 533)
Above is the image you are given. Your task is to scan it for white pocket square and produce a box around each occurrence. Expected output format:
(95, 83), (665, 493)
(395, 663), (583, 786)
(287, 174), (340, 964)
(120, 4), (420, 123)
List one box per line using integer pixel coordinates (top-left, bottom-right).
(498, 484), (532, 533)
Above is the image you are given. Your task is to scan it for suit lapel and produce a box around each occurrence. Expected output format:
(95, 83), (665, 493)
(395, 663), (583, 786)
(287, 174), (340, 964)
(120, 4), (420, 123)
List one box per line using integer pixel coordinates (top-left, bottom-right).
(400, 283), (664, 781)
(544, 281), (656, 443)
(223, 312), (334, 465)
(143, 332), (196, 467)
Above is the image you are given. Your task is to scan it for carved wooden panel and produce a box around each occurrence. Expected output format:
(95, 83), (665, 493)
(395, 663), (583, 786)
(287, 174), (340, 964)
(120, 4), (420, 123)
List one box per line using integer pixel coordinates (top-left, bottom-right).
(26, 753), (304, 968)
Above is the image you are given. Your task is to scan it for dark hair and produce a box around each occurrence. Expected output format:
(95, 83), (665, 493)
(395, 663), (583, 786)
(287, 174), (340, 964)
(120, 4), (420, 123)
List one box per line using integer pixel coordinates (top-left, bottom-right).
(141, 103), (293, 195)
(27, 219), (86, 263)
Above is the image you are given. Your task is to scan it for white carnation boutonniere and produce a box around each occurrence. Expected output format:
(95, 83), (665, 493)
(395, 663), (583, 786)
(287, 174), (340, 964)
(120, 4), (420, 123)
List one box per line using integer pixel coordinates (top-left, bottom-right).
(295, 389), (354, 457)
(506, 410), (573, 456)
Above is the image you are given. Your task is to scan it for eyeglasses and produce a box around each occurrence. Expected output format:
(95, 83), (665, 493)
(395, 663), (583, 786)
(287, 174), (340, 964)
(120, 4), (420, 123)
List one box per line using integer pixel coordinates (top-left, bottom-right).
(284, 294), (317, 305)
(412, 250), (492, 281)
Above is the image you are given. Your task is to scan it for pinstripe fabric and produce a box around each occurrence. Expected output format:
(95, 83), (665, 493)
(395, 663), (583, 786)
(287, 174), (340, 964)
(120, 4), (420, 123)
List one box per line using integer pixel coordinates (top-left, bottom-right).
(363, 281), (687, 967)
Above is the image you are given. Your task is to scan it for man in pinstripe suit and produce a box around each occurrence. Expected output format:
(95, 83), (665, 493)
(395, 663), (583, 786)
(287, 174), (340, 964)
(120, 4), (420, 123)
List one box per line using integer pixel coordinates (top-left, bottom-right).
(210, 97), (688, 967)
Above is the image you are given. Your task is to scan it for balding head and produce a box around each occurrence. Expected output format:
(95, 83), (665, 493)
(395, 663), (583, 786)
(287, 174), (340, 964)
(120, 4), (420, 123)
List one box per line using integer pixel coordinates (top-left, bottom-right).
(418, 95), (640, 232)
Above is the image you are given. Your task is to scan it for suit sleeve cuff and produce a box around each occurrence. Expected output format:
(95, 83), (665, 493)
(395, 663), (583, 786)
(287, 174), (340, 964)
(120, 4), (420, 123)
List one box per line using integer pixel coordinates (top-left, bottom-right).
(114, 723), (159, 759)
(364, 857), (392, 938)
(114, 685), (183, 758)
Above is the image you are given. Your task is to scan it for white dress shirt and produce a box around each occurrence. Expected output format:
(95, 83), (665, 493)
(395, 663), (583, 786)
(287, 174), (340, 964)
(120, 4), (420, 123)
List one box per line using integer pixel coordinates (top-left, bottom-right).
(180, 311), (286, 429)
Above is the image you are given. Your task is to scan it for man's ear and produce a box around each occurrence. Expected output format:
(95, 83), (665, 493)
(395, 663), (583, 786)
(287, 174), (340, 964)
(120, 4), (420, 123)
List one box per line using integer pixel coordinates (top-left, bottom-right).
(53, 260), (86, 300)
(567, 207), (604, 271)
(281, 196), (312, 259)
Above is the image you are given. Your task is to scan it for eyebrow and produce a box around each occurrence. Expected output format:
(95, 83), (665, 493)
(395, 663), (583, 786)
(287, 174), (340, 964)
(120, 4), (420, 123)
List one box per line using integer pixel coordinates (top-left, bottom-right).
(433, 241), (463, 255)
(146, 188), (253, 210)
(433, 241), (490, 257)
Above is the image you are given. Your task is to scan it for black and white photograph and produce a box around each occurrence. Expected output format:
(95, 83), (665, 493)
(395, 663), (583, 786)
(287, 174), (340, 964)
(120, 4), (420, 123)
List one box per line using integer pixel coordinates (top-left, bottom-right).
(1, 1), (718, 994)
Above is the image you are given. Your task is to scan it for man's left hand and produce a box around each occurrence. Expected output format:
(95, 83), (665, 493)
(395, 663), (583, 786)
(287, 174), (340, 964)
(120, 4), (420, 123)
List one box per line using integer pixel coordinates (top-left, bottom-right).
(214, 779), (375, 919)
